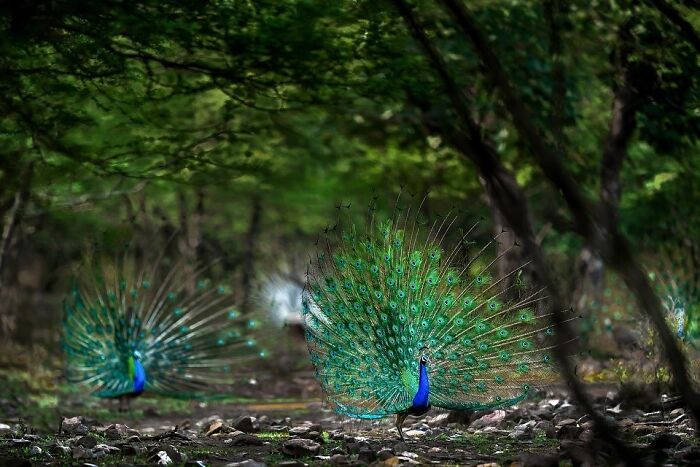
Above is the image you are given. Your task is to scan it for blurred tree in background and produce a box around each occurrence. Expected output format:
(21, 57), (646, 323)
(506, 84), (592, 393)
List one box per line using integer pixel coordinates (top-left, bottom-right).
(0, 0), (698, 361)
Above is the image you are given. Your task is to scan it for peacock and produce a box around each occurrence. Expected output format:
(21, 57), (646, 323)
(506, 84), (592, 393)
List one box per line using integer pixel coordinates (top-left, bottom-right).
(302, 203), (571, 439)
(650, 247), (700, 351)
(62, 254), (266, 410)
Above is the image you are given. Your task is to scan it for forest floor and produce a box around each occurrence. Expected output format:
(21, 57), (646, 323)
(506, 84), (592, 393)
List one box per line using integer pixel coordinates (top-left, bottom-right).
(1, 363), (699, 467)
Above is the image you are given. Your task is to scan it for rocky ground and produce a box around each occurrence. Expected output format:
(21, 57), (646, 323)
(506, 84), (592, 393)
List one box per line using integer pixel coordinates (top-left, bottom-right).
(1, 385), (699, 466)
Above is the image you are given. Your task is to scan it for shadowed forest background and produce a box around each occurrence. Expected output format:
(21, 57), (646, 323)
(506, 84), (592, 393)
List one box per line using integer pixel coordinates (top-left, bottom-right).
(1, 0), (700, 465)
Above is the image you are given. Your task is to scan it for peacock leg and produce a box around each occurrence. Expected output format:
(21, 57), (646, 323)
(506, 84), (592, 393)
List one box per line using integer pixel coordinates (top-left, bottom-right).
(395, 412), (408, 441)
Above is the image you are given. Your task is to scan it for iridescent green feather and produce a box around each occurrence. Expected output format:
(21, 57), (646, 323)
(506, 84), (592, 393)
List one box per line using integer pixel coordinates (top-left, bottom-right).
(303, 210), (566, 419)
(62, 256), (266, 399)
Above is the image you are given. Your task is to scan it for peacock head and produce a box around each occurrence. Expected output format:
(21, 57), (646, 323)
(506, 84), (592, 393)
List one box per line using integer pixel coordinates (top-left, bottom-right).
(419, 346), (430, 366)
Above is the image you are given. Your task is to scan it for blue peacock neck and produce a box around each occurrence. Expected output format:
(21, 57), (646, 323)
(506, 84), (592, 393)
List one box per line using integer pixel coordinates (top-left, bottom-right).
(128, 356), (147, 395)
(411, 359), (430, 410)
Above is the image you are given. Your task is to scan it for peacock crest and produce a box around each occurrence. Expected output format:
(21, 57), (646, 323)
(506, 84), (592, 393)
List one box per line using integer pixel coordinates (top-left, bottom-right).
(62, 253), (266, 400)
(302, 202), (571, 425)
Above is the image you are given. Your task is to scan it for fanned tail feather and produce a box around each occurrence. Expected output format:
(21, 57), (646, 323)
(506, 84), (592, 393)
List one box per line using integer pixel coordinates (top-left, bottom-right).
(62, 254), (265, 399)
(303, 201), (572, 418)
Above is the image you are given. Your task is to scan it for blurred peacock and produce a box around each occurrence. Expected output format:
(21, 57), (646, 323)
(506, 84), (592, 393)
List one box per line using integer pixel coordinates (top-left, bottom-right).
(62, 254), (266, 410)
(650, 243), (700, 352)
(302, 203), (571, 439)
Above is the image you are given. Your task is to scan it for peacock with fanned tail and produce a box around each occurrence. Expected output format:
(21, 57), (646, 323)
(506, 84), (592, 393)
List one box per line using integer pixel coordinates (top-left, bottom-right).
(62, 255), (266, 410)
(302, 205), (571, 439)
(650, 242), (700, 352)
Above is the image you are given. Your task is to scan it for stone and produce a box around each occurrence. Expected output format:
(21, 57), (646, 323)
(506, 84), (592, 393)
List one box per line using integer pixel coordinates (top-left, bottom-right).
(71, 447), (92, 460)
(0, 423), (12, 436)
(152, 445), (185, 464)
(104, 423), (136, 440)
(61, 417), (88, 435)
(29, 446), (42, 456)
(120, 444), (146, 456)
(330, 454), (348, 465)
(470, 410), (506, 429)
(154, 450), (173, 465)
(346, 441), (370, 454)
(557, 424), (582, 440)
(51, 444), (71, 456)
(426, 413), (450, 427)
(11, 439), (30, 446)
(393, 441), (408, 453)
(403, 429), (426, 438)
(535, 420), (556, 438)
(357, 447), (376, 463)
(233, 416), (259, 433)
(277, 462), (307, 467)
(205, 420), (225, 436)
(228, 432), (264, 446)
(556, 418), (577, 427)
(282, 438), (321, 457)
(94, 444), (121, 454)
(77, 435), (98, 449)
(330, 446), (346, 455)
(377, 447), (395, 460)
(509, 428), (534, 440)
(225, 460), (266, 467)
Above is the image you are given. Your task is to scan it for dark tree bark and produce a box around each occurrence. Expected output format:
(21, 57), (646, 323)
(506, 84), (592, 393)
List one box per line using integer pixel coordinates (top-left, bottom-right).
(437, 0), (700, 428)
(390, 0), (636, 459)
(241, 195), (262, 314)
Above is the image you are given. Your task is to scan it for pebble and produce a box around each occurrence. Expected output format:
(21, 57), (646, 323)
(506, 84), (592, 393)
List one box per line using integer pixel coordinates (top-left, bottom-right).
(227, 432), (264, 446)
(357, 447), (376, 463)
(282, 438), (321, 457)
(154, 450), (173, 465)
(71, 446), (92, 460)
(330, 454), (348, 465)
(51, 444), (71, 456)
(234, 416), (259, 433)
(29, 445), (42, 455)
(378, 447), (395, 460)
(61, 416), (88, 435)
(0, 423), (12, 436)
(104, 423), (137, 440)
(77, 435), (98, 448)
(205, 420), (225, 436)
(94, 444), (121, 454)
(470, 410), (506, 429)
